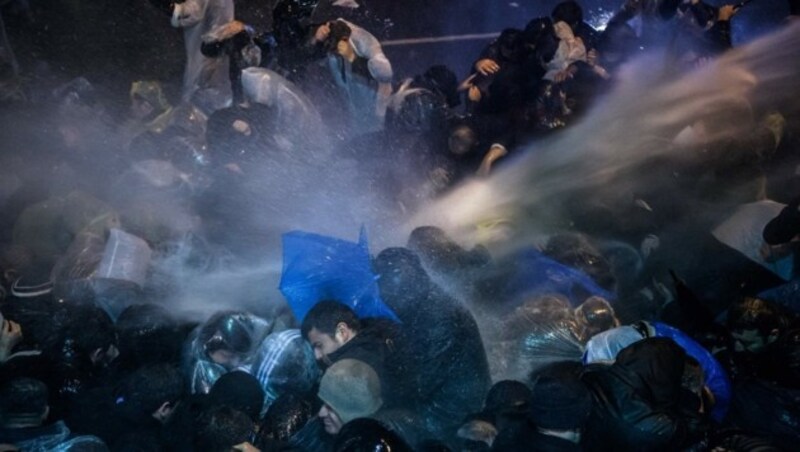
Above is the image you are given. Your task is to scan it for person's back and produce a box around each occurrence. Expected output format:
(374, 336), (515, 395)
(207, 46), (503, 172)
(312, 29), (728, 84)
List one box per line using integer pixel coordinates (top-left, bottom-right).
(373, 247), (491, 435)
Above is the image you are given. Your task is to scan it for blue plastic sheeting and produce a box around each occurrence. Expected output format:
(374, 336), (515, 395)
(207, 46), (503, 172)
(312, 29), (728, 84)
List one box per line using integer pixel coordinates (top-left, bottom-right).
(652, 322), (732, 422)
(504, 248), (614, 307)
(279, 228), (399, 324)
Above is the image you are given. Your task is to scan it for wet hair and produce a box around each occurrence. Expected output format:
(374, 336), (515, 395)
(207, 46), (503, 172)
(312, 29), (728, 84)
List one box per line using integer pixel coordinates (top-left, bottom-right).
(551, 1), (583, 28)
(116, 364), (185, 416)
(484, 380), (531, 416)
(333, 418), (413, 452)
(416, 64), (460, 108)
(256, 392), (316, 445)
(727, 297), (786, 336)
(301, 300), (361, 340)
(496, 28), (524, 61)
(0, 378), (48, 424)
(116, 304), (181, 368)
(326, 20), (352, 52)
(195, 406), (255, 452)
(57, 305), (116, 362)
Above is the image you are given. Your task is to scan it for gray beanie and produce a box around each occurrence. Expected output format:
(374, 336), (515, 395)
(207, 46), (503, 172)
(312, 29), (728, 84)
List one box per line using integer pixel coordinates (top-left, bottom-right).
(317, 359), (382, 424)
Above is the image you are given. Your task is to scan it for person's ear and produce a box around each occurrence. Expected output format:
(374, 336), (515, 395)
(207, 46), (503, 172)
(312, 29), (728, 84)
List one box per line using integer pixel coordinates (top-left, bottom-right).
(334, 322), (351, 343)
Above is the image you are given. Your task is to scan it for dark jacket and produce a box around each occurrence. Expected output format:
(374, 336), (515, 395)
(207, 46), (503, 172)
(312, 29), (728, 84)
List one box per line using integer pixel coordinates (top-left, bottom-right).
(327, 317), (416, 410)
(581, 338), (707, 451)
(0, 421), (105, 452)
(404, 286), (492, 436)
(491, 422), (582, 452)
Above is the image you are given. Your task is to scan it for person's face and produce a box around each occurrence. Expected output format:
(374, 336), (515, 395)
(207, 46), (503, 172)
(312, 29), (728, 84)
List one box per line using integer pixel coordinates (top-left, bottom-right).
(731, 328), (772, 354)
(307, 327), (345, 363)
(130, 96), (154, 120)
(318, 403), (344, 435)
(208, 348), (243, 369)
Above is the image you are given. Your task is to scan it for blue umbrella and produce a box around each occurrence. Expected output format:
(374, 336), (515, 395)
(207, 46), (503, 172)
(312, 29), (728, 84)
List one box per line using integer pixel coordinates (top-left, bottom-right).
(279, 228), (399, 323)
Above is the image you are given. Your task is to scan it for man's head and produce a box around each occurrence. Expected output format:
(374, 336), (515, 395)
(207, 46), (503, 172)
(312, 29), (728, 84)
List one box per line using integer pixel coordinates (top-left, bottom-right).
(56, 305), (118, 368)
(326, 20), (353, 59)
(0, 378), (49, 428)
(574, 296), (620, 342)
(317, 359), (382, 435)
(130, 81), (170, 120)
(194, 406), (255, 452)
(372, 247), (431, 314)
(200, 311), (257, 369)
(551, 1), (583, 30)
(727, 297), (785, 354)
(116, 364), (185, 424)
(301, 301), (360, 363)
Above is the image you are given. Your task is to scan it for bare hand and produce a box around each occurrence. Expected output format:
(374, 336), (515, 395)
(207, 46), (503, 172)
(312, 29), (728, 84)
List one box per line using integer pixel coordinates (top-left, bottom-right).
(475, 59), (500, 76)
(587, 49), (599, 67)
(0, 319), (23, 362)
(718, 5), (738, 21)
(233, 442), (260, 452)
(314, 23), (331, 43)
(468, 85), (482, 102)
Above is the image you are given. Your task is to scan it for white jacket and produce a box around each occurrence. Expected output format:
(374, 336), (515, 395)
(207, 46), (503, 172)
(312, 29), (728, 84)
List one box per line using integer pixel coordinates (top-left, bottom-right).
(171, 0), (234, 101)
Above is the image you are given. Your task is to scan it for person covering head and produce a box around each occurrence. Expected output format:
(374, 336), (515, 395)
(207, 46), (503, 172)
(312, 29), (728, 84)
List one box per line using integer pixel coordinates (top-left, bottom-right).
(130, 81), (171, 116)
(529, 375), (592, 431)
(484, 380), (532, 416)
(333, 418), (413, 452)
(208, 370), (266, 423)
(727, 297), (786, 354)
(317, 359), (382, 426)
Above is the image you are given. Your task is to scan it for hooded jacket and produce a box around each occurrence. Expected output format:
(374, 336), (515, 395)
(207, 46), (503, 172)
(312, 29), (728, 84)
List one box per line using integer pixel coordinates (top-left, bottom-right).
(581, 338), (706, 451)
(171, 0), (234, 102)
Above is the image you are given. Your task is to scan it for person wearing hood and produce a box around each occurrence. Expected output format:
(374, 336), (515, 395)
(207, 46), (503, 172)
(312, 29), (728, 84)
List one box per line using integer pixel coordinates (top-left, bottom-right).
(123, 80), (209, 170)
(250, 329), (320, 414)
(581, 337), (709, 451)
(583, 321), (731, 422)
(373, 247), (491, 438)
(201, 20), (262, 105)
(170, 0), (234, 108)
(312, 18), (393, 136)
(183, 310), (273, 394)
(291, 358), (383, 451)
(491, 376), (593, 452)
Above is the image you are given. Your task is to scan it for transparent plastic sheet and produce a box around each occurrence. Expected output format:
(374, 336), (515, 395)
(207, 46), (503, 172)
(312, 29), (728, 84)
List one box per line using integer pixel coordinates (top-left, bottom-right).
(250, 329), (320, 414)
(511, 321), (585, 379)
(184, 311), (274, 394)
(51, 229), (151, 320)
(279, 229), (399, 323)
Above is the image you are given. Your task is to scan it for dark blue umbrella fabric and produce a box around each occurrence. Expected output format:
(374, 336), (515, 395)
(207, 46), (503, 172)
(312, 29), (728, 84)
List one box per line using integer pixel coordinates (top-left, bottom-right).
(279, 229), (399, 324)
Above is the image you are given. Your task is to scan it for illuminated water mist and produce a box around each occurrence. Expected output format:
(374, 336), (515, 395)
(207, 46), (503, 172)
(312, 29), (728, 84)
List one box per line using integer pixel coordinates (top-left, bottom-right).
(408, 22), (800, 255)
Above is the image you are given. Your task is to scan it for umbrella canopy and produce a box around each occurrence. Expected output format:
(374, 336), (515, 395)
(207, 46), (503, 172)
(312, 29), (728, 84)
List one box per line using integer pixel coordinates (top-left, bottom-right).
(279, 228), (399, 323)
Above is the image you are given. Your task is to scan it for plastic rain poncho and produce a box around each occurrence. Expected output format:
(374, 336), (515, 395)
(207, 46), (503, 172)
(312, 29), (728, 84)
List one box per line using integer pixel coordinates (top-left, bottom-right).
(250, 329), (320, 414)
(184, 311), (273, 394)
(171, 0), (234, 104)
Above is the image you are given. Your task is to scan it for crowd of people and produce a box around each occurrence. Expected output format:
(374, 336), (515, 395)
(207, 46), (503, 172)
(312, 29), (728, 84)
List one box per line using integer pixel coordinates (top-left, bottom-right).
(2, 0), (800, 450)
